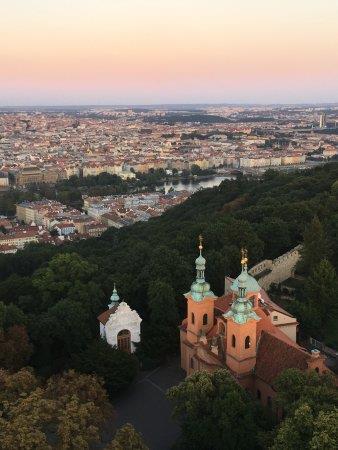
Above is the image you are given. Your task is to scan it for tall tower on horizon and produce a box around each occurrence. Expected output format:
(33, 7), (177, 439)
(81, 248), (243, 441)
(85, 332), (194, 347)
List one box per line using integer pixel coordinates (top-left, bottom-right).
(319, 113), (327, 129)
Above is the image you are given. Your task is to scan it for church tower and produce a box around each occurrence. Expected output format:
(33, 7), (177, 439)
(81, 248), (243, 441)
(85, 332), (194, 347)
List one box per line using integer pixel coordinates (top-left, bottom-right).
(224, 250), (260, 376)
(180, 236), (217, 373)
(184, 236), (217, 344)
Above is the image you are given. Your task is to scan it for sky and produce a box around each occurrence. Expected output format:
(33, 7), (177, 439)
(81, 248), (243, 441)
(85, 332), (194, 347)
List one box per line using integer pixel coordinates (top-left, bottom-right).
(0, 0), (337, 105)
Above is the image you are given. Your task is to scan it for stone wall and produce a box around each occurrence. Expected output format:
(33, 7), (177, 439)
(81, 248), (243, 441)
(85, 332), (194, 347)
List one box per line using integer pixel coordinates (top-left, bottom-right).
(249, 245), (302, 290)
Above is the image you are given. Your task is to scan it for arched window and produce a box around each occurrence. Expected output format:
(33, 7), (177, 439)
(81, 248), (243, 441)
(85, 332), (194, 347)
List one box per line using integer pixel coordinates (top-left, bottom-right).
(203, 313), (208, 325)
(190, 357), (194, 369)
(257, 389), (261, 400)
(117, 329), (131, 353)
(219, 322), (225, 335)
(232, 335), (236, 348)
(191, 312), (195, 324)
(245, 336), (251, 349)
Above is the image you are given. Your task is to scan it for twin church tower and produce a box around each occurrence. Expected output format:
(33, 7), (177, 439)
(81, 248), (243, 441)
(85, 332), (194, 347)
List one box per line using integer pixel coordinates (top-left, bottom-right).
(180, 237), (328, 407)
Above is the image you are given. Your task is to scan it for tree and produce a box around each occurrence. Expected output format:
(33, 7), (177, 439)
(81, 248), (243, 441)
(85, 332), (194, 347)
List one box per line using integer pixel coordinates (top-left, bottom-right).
(105, 423), (149, 450)
(0, 301), (27, 330)
(0, 369), (113, 450)
(137, 280), (180, 368)
(0, 325), (33, 371)
(74, 339), (138, 396)
(190, 164), (202, 176)
(32, 252), (100, 311)
(274, 368), (338, 416)
(303, 259), (338, 345)
(31, 300), (92, 374)
(300, 217), (330, 275)
(167, 370), (264, 450)
(257, 218), (291, 259)
(0, 367), (38, 405)
(56, 395), (103, 449)
(148, 280), (179, 326)
(310, 408), (338, 449)
(331, 180), (338, 197)
(271, 404), (338, 450)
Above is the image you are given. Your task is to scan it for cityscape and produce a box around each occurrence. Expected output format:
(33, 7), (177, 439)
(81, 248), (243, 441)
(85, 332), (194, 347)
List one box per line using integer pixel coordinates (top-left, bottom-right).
(0, 1), (337, 450)
(0, 105), (337, 254)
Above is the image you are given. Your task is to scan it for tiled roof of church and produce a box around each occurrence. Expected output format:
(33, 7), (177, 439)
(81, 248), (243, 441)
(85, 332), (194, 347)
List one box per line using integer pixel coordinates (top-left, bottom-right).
(255, 330), (310, 385)
(259, 288), (294, 317)
(215, 286), (294, 318)
(97, 305), (119, 325)
(214, 293), (233, 312)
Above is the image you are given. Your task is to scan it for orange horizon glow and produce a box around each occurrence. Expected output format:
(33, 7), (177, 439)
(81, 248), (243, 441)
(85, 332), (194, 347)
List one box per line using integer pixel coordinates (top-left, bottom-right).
(0, 0), (337, 105)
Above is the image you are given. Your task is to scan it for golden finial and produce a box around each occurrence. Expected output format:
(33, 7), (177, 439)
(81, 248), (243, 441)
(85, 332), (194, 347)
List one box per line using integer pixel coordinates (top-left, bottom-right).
(241, 247), (248, 267)
(198, 234), (203, 252)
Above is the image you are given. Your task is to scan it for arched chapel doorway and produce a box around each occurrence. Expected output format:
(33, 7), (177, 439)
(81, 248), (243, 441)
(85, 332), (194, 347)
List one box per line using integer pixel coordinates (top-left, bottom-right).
(117, 329), (131, 353)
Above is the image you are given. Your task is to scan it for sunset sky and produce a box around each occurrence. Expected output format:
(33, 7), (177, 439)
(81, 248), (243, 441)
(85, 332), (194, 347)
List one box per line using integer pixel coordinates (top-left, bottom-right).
(0, 0), (337, 105)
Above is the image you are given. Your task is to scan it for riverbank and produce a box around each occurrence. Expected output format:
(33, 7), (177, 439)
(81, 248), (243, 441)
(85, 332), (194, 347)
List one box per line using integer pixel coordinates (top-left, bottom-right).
(158, 174), (235, 194)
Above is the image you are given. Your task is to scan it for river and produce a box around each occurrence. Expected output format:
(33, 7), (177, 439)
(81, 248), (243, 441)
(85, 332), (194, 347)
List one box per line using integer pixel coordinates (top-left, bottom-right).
(159, 175), (236, 194)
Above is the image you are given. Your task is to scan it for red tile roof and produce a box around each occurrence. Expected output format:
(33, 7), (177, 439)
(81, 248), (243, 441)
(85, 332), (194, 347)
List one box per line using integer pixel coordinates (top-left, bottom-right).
(255, 330), (310, 385)
(214, 293), (233, 312)
(97, 305), (119, 325)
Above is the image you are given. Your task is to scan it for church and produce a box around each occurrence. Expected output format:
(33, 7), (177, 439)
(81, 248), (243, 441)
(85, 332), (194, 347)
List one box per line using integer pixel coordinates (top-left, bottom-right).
(180, 238), (329, 408)
(97, 285), (142, 353)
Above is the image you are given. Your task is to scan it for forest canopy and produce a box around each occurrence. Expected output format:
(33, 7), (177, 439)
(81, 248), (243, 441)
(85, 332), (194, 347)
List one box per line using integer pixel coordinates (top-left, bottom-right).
(0, 163), (337, 375)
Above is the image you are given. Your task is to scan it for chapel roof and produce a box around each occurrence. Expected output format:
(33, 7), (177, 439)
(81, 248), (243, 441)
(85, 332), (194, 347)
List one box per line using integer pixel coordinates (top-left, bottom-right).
(97, 305), (119, 325)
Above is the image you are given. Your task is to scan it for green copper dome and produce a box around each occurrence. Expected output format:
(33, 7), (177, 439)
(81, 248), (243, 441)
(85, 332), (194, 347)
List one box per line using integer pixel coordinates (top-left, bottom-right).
(225, 250), (261, 324)
(185, 237), (216, 302)
(231, 267), (260, 294)
(188, 279), (216, 302)
(224, 289), (260, 324)
(108, 284), (120, 307)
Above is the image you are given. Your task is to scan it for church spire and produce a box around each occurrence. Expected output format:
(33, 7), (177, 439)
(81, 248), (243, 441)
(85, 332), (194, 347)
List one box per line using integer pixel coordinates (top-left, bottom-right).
(241, 247), (248, 271)
(239, 248), (249, 297)
(184, 235), (216, 302)
(224, 248), (260, 324)
(195, 234), (206, 282)
(108, 283), (120, 308)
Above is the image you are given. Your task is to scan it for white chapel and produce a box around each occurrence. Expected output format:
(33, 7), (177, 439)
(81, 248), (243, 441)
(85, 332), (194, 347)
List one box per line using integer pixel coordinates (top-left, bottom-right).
(97, 285), (142, 353)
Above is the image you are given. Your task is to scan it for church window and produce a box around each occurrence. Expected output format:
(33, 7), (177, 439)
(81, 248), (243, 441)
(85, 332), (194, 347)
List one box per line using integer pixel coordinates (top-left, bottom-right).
(219, 322), (225, 335)
(245, 336), (251, 349)
(117, 329), (131, 353)
(191, 312), (195, 324)
(232, 335), (236, 347)
(190, 357), (194, 369)
(257, 389), (261, 400)
(203, 314), (208, 325)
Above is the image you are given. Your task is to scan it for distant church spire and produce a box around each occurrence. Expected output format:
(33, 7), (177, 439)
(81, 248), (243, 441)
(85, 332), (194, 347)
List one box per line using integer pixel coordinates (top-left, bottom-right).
(108, 283), (120, 308)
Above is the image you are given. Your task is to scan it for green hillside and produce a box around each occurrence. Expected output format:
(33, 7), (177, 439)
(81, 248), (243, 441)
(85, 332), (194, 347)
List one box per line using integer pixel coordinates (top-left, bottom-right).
(0, 163), (337, 374)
